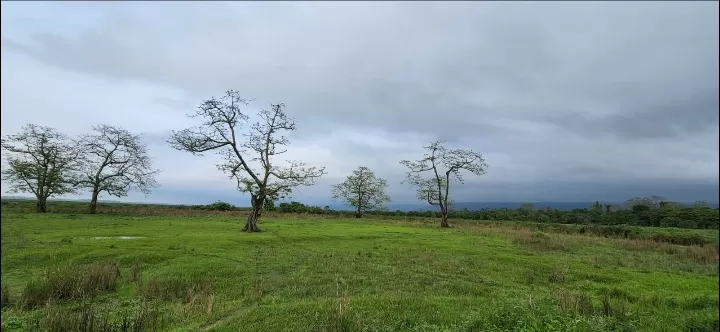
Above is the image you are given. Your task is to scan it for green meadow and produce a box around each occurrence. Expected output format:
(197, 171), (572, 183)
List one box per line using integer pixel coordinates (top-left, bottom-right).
(1, 211), (718, 331)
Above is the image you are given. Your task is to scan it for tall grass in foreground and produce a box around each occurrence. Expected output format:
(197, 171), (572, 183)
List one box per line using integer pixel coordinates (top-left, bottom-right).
(19, 262), (121, 309)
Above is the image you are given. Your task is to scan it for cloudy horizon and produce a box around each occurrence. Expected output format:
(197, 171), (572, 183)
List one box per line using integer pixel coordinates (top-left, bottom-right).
(1, 1), (718, 207)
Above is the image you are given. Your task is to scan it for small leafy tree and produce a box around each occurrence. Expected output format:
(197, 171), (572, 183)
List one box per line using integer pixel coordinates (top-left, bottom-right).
(1, 124), (81, 213)
(400, 141), (487, 228)
(626, 196), (666, 210)
(519, 203), (536, 213)
(168, 90), (326, 232)
(331, 166), (391, 218)
(263, 195), (278, 211)
(76, 125), (160, 214)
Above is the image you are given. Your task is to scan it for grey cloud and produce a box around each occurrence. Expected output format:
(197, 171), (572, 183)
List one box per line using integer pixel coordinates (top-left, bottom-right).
(139, 131), (172, 147)
(450, 179), (719, 204)
(1, 2), (718, 203)
(4, 2), (717, 138)
(541, 89), (719, 140)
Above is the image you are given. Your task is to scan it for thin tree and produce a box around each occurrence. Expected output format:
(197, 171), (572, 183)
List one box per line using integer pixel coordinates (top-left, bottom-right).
(400, 141), (487, 228)
(75, 125), (160, 214)
(1, 124), (81, 213)
(331, 166), (391, 218)
(168, 90), (326, 232)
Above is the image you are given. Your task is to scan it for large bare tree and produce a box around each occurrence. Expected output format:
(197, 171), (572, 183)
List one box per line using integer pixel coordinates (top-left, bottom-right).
(168, 90), (326, 232)
(331, 166), (391, 218)
(75, 125), (160, 214)
(1, 124), (81, 213)
(400, 141), (487, 228)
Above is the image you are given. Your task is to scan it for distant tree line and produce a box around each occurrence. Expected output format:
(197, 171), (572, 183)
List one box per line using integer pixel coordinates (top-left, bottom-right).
(192, 195), (718, 230)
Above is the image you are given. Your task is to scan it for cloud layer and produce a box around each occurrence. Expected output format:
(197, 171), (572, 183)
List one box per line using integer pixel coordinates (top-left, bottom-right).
(2, 2), (718, 205)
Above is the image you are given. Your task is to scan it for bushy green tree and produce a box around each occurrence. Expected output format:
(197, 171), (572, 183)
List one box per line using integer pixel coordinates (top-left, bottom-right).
(1, 124), (81, 213)
(331, 166), (391, 218)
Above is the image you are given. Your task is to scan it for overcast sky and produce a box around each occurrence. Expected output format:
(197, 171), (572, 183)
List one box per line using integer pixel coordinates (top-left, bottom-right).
(1, 1), (718, 206)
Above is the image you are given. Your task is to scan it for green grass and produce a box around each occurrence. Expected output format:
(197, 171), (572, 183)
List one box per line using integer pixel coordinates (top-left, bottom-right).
(1, 212), (718, 331)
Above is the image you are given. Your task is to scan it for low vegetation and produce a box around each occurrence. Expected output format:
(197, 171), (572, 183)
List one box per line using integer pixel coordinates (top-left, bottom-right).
(1, 208), (718, 331)
(19, 261), (121, 309)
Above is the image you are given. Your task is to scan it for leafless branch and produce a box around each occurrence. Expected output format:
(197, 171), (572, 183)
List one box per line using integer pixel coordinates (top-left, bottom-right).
(400, 141), (488, 227)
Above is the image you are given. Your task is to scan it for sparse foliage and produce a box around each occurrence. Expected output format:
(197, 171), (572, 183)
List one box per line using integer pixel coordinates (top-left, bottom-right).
(331, 166), (391, 218)
(400, 141), (487, 227)
(75, 125), (159, 214)
(1, 124), (81, 213)
(167, 90), (326, 232)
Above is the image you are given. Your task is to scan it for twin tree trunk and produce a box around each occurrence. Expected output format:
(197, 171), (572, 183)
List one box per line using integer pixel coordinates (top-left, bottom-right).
(35, 197), (47, 213)
(88, 189), (100, 214)
(243, 194), (265, 233)
(440, 204), (450, 228)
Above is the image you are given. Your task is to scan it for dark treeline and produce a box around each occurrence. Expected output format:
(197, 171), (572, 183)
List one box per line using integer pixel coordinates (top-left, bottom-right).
(2, 195), (717, 231)
(190, 196), (719, 230)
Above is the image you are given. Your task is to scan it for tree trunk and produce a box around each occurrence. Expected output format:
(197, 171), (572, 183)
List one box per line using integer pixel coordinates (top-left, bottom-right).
(355, 206), (362, 218)
(440, 216), (450, 228)
(35, 197), (47, 213)
(88, 190), (100, 214)
(243, 208), (262, 232)
(439, 205), (450, 228)
(242, 195), (264, 233)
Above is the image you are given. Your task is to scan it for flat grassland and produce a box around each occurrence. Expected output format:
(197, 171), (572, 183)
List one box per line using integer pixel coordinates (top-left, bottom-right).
(1, 212), (718, 331)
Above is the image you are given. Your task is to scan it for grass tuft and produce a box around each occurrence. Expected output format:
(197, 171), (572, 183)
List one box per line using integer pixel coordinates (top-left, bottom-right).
(1, 283), (11, 309)
(34, 301), (162, 332)
(684, 244), (719, 265)
(556, 288), (595, 316)
(512, 230), (573, 252)
(19, 261), (121, 309)
(137, 275), (214, 313)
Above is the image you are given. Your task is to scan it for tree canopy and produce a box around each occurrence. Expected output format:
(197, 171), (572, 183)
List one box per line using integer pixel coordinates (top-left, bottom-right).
(168, 90), (326, 232)
(400, 141), (487, 227)
(1, 124), (81, 213)
(75, 125), (159, 213)
(331, 166), (391, 218)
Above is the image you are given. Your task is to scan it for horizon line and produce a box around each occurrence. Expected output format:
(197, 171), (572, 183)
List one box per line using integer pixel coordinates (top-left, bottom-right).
(2, 195), (718, 207)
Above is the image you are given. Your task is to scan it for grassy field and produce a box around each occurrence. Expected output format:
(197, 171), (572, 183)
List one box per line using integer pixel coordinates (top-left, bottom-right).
(1, 212), (718, 331)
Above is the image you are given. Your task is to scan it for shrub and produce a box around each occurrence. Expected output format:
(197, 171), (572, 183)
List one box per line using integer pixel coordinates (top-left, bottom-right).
(659, 217), (682, 228)
(678, 219), (698, 229)
(651, 234), (706, 246)
(205, 201), (235, 211)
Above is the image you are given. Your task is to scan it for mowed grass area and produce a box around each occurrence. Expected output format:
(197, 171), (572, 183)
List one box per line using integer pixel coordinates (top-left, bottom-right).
(1, 212), (718, 331)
